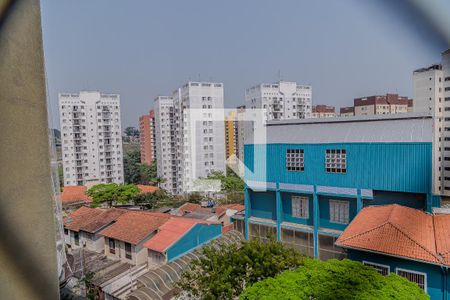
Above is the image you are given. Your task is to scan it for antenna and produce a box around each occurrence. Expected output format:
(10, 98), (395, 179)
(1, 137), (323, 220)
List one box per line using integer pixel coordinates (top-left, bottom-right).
(278, 70), (282, 82)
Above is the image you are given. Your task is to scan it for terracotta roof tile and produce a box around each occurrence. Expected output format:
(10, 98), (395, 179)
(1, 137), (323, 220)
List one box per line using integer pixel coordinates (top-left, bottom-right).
(64, 207), (105, 232)
(144, 218), (208, 253)
(60, 186), (92, 205)
(79, 209), (127, 233)
(99, 211), (171, 245)
(137, 185), (159, 193)
(336, 205), (450, 266)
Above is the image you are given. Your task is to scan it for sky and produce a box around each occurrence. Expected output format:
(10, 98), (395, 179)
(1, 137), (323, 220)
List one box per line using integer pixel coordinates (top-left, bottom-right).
(41, 0), (449, 128)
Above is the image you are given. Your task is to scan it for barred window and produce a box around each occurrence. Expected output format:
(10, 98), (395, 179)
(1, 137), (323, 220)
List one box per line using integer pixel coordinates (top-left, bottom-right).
(286, 149), (304, 171)
(330, 200), (349, 224)
(292, 196), (309, 218)
(396, 269), (426, 291)
(325, 149), (346, 173)
(363, 261), (390, 275)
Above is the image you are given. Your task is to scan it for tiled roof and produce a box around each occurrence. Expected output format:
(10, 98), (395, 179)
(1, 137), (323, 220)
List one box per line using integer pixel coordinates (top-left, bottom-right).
(137, 185), (159, 193)
(64, 206), (105, 232)
(215, 204), (245, 217)
(336, 205), (450, 266)
(175, 202), (210, 216)
(79, 208), (127, 233)
(64, 207), (127, 233)
(99, 211), (171, 245)
(144, 218), (208, 253)
(60, 186), (92, 205)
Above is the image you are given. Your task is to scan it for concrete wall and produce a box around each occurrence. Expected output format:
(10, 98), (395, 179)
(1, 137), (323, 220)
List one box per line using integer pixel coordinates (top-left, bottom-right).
(0, 1), (60, 298)
(104, 236), (153, 265)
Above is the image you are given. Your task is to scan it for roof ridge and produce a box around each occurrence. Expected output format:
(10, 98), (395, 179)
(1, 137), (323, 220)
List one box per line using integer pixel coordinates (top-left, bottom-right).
(387, 222), (442, 263)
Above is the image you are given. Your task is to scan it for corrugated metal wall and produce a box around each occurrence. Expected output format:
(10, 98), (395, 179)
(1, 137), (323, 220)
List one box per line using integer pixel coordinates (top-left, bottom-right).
(245, 143), (432, 194)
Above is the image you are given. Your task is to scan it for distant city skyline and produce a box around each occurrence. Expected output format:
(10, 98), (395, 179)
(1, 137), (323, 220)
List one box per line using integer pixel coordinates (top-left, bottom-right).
(41, 0), (448, 128)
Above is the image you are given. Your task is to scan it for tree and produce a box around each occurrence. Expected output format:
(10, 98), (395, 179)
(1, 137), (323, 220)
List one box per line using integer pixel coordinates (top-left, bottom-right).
(123, 150), (141, 184)
(124, 126), (139, 137)
(150, 176), (166, 188)
(87, 183), (140, 207)
(176, 238), (304, 299)
(206, 170), (244, 204)
(140, 161), (158, 184)
(186, 192), (205, 204)
(241, 259), (428, 300)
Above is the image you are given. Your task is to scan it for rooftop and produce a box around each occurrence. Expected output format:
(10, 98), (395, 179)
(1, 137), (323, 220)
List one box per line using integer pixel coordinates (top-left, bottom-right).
(144, 218), (209, 253)
(336, 205), (450, 266)
(64, 207), (127, 233)
(99, 211), (171, 245)
(60, 186), (92, 206)
(261, 113), (432, 144)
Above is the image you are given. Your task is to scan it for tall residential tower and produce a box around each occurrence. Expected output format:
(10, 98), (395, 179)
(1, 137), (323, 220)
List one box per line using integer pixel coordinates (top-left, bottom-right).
(139, 110), (156, 165)
(59, 91), (123, 186)
(245, 81), (312, 121)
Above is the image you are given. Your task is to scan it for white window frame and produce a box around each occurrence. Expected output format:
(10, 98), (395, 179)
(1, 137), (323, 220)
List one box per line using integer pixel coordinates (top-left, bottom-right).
(396, 268), (427, 292)
(329, 200), (349, 224)
(286, 149), (304, 171)
(325, 149), (347, 174)
(363, 261), (390, 275)
(292, 196), (309, 219)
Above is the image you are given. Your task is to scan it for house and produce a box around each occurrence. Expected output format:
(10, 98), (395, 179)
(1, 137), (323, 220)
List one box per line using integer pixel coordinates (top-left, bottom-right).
(99, 211), (171, 265)
(237, 113), (440, 259)
(336, 204), (450, 300)
(63, 206), (126, 252)
(144, 217), (222, 268)
(60, 186), (92, 210)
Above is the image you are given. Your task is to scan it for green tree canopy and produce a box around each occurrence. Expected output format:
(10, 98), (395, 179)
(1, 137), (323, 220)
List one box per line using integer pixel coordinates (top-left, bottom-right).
(176, 238), (304, 299)
(123, 150), (141, 184)
(241, 259), (429, 300)
(207, 170), (244, 193)
(87, 183), (139, 207)
(124, 126), (139, 137)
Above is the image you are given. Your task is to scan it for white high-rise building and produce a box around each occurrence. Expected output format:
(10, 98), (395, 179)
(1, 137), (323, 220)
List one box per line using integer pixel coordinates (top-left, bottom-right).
(154, 82), (226, 195)
(154, 96), (176, 193)
(413, 64), (443, 115)
(440, 49), (450, 196)
(245, 81), (312, 121)
(59, 91), (123, 186)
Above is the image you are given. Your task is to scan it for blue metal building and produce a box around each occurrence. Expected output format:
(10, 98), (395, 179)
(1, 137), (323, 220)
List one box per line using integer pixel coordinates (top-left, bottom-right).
(232, 113), (440, 260)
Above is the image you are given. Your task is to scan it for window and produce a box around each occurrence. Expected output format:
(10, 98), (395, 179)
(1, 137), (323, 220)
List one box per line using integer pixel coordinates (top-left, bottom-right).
(292, 196), (309, 218)
(363, 261), (390, 275)
(109, 238), (116, 254)
(325, 149), (346, 173)
(281, 228), (314, 257)
(286, 149), (304, 171)
(329, 200), (349, 224)
(125, 242), (132, 259)
(319, 234), (346, 260)
(396, 268), (426, 291)
(74, 232), (79, 246)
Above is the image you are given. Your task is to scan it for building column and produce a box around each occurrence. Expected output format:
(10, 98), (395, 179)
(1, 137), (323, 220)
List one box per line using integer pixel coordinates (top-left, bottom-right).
(313, 186), (319, 258)
(244, 184), (250, 240)
(426, 193), (433, 213)
(276, 183), (282, 241)
(356, 189), (363, 213)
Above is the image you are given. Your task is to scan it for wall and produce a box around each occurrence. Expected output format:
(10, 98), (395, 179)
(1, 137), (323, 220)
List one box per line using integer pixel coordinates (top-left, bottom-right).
(281, 192), (313, 226)
(166, 224), (222, 261)
(365, 190), (425, 210)
(250, 191), (277, 220)
(245, 143), (432, 194)
(318, 196), (357, 231)
(348, 249), (445, 300)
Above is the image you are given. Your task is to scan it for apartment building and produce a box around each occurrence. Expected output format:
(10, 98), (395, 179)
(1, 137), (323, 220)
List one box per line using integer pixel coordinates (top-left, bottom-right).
(154, 82), (226, 194)
(311, 105), (336, 118)
(245, 81), (312, 121)
(413, 50), (450, 196)
(225, 110), (237, 161)
(154, 96), (176, 193)
(59, 91), (123, 186)
(339, 106), (354, 117)
(173, 82), (226, 194)
(139, 110), (156, 165)
(353, 94), (412, 116)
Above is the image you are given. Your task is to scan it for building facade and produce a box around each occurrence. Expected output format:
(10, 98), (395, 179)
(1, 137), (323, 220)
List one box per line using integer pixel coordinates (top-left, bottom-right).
(339, 106), (354, 117)
(234, 114), (441, 261)
(154, 83), (226, 195)
(245, 81), (312, 121)
(354, 94), (412, 116)
(139, 110), (156, 165)
(59, 91), (124, 186)
(154, 96), (176, 193)
(311, 105), (336, 118)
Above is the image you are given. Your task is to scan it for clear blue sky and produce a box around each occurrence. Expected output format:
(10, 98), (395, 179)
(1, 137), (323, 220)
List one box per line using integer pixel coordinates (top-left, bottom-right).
(41, 0), (446, 128)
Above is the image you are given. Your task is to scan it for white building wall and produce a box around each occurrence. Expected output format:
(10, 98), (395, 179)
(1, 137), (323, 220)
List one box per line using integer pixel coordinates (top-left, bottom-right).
(154, 96), (176, 194)
(59, 91), (123, 186)
(441, 51), (450, 195)
(245, 81), (312, 121)
(170, 82), (226, 194)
